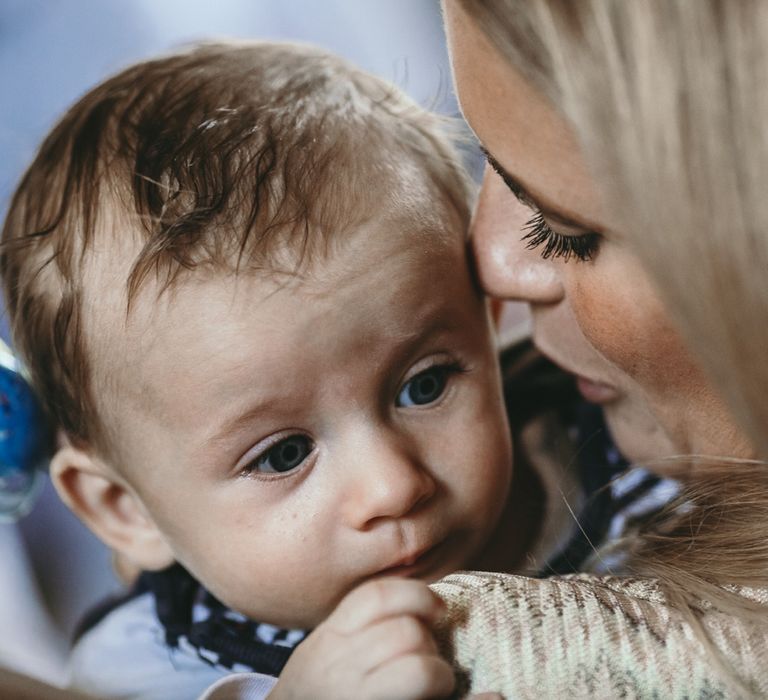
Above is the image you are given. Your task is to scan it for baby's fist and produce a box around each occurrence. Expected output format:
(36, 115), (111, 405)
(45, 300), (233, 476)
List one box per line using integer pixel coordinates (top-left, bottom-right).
(270, 577), (454, 700)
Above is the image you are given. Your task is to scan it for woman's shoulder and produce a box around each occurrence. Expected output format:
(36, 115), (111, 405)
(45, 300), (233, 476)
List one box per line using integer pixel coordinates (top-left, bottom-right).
(432, 571), (768, 698)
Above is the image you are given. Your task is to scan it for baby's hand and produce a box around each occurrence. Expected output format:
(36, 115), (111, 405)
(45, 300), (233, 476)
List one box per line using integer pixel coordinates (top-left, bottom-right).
(268, 578), (455, 700)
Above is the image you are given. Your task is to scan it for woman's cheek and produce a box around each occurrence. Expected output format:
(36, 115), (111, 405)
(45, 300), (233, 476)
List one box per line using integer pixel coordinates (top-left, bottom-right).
(568, 262), (701, 393)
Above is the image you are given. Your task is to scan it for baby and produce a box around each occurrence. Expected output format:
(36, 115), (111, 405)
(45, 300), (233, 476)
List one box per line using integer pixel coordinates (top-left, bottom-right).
(1, 42), (529, 699)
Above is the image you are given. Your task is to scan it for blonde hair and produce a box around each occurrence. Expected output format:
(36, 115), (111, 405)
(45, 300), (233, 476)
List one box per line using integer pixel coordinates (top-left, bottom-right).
(456, 0), (768, 689)
(458, 0), (768, 459)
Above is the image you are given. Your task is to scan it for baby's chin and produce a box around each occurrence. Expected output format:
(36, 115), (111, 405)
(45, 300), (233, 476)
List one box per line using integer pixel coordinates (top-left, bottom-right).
(226, 592), (347, 631)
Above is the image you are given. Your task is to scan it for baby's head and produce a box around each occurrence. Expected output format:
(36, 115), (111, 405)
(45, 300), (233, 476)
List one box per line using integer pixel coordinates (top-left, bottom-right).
(1, 42), (512, 628)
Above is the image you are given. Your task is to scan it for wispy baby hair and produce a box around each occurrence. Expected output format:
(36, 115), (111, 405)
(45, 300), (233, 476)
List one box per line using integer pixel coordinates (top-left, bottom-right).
(1, 41), (471, 450)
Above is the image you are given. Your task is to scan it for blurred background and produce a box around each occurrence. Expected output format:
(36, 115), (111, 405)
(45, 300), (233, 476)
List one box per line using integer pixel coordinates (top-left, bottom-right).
(0, 0), (459, 685)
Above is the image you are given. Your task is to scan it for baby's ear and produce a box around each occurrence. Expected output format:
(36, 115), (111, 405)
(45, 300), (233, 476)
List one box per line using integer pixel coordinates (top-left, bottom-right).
(50, 436), (175, 572)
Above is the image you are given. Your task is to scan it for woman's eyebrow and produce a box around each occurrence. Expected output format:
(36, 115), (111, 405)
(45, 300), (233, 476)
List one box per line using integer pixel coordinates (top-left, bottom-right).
(480, 146), (605, 232)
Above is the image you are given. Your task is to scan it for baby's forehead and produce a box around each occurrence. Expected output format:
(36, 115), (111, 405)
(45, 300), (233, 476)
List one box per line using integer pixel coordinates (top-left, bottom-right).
(80, 178), (469, 436)
(92, 202), (461, 310)
(84, 206), (465, 383)
(85, 174), (464, 310)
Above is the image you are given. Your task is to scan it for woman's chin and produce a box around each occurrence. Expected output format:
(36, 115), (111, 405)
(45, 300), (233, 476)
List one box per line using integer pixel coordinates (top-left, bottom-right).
(602, 400), (676, 464)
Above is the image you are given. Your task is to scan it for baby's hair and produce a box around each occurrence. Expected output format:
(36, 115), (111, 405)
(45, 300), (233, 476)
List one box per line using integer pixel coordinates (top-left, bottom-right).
(1, 41), (472, 451)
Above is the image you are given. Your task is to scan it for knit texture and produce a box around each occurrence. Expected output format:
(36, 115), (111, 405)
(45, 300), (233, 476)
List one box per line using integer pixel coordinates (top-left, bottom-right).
(432, 572), (768, 699)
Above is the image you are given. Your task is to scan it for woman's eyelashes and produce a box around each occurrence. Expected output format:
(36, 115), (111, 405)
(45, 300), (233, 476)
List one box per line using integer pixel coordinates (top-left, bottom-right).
(396, 362), (466, 408)
(482, 149), (601, 262)
(522, 211), (600, 262)
(245, 434), (314, 475)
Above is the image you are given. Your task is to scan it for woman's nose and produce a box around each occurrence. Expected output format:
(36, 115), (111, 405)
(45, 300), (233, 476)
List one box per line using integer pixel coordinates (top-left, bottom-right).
(340, 433), (437, 531)
(471, 166), (564, 304)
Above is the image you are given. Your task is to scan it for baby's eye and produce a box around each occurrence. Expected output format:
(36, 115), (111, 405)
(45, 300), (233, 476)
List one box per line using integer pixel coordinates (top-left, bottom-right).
(251, 435), (314, 474)
(397, 365), (456, 408)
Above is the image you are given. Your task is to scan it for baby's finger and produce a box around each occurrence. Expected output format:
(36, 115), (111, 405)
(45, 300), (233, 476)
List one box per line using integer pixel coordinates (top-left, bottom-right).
(468, 694), (504, 700)
(363, 652), (455, 700)
(349, 614), (439, 672)
(328, 578), (444, 634)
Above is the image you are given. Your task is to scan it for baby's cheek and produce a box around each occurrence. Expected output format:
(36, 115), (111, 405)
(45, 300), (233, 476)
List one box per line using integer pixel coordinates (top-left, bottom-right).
(440, 387), (510, 493)
(471, 396), (513, 503)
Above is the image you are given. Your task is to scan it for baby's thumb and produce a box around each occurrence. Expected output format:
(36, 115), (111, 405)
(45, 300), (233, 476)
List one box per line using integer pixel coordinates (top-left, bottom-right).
(467, 694), (503, 700)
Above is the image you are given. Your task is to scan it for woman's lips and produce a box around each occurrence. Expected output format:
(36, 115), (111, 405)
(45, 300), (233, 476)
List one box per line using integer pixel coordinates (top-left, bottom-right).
(531, 338), (621, 405)
(576, 375), (620, 404)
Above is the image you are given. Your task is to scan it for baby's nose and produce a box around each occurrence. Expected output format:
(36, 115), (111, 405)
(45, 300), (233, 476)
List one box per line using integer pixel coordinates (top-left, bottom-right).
(339, 434), (436, 530)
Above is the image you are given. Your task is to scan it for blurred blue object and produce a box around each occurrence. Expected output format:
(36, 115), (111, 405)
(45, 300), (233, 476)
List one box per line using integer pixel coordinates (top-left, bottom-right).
(0, 341), (50, 522)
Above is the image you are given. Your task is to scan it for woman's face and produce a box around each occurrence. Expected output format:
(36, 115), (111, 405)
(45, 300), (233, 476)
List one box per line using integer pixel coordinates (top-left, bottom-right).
(444, 3), (752, 462)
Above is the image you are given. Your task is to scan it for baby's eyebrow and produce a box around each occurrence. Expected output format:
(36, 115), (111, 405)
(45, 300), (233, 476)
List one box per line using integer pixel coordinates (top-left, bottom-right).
(479, 146), (605, 233)
(204, 397), (277, 449)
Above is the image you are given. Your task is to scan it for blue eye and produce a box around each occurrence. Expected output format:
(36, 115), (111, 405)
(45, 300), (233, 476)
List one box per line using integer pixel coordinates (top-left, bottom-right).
(253, 435), (313, 474)
(397, 366), (453, 408)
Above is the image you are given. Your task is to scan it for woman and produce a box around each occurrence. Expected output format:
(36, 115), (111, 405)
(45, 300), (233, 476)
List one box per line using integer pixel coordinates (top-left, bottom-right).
(431, 1), (768, 697)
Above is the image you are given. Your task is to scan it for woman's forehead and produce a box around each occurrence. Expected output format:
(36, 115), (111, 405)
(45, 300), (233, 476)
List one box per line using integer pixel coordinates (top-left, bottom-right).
(444, 1), (605, 230)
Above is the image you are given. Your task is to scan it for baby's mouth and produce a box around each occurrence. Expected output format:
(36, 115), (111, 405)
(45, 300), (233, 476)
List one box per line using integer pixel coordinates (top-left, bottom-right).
(376, 536), (452, 580)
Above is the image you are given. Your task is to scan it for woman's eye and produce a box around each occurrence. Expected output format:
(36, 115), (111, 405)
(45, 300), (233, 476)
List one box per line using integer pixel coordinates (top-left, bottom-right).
(522, 211), (600, 262)
(397, 365), (454, 408)
(251, 435), (313, 474)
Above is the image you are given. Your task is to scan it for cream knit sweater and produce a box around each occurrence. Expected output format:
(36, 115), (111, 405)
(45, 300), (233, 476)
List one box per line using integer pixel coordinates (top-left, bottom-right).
(432, 571), (768, 699)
